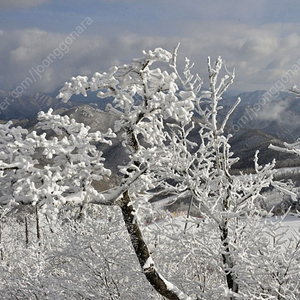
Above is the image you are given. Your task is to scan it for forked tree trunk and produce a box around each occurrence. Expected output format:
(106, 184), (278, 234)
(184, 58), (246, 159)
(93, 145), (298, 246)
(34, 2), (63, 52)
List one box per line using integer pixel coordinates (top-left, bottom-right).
(118, 88), (192, 299)
(119, 191), (192, 300)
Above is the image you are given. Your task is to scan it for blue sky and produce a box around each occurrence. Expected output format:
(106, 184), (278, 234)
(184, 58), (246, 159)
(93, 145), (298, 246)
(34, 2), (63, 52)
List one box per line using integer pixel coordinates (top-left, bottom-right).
(1, 0), (300, 94)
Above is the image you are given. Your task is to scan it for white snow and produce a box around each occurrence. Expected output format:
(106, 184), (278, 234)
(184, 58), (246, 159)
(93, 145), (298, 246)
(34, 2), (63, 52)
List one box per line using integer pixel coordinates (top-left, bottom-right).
(143, 256), (154, 270)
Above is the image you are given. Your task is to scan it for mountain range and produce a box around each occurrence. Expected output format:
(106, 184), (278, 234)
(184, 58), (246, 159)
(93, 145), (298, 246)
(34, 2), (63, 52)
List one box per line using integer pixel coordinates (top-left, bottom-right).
(1, 89), (300, 171)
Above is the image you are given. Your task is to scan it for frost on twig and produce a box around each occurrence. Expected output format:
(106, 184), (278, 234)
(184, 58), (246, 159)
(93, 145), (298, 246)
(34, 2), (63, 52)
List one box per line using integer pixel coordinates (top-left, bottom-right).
(269, 140), (300, 157)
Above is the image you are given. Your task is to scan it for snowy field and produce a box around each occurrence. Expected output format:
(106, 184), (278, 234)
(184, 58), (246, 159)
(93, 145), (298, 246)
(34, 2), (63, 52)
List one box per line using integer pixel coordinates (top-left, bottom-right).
(266, 214), (300, 241)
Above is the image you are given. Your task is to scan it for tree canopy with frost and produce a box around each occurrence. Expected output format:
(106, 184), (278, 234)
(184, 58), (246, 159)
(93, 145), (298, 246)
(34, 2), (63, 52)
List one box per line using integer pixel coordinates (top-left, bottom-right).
(0, 45), (300, 300)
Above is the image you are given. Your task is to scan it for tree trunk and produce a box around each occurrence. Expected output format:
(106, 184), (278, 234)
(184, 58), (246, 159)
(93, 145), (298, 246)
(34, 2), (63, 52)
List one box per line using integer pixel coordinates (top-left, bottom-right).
(220, 219), (239, 299)
(25, 215), (29, 248)
(120, 191), (191, 300)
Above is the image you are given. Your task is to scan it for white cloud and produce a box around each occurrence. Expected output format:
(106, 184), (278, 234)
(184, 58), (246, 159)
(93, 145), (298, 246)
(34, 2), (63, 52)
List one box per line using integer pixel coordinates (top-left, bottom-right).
(2, 19), (300, 94)
(258, 101), (289, 121)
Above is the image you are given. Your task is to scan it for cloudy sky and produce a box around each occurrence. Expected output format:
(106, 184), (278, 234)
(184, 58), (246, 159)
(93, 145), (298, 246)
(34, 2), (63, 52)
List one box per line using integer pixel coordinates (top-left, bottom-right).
(1, 0), (300, 95)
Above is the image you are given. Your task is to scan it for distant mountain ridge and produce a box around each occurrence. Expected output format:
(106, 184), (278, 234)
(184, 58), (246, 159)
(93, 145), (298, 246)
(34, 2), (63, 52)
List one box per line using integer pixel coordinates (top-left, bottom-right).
(0, 90), (111, 121)
(1, 89), (300, 171)
(1, 89), (299, 140)
(226, 90), (300, 141)
(0, 91), (73, 121)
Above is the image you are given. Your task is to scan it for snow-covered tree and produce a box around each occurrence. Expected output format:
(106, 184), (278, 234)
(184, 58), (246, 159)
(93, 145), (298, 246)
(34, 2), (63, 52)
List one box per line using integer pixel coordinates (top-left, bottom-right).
(144, 54), (300, 299)
(1, 47), (196, 299)
(0, 205), (162, 299)
(1, 45), (300, 299)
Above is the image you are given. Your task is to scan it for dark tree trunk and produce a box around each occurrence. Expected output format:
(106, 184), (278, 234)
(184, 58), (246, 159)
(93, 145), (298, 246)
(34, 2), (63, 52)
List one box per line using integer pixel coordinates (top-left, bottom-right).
(220, 219), (239, 299)
(25, 215), (29, 248)
(119, 190), (190, 300)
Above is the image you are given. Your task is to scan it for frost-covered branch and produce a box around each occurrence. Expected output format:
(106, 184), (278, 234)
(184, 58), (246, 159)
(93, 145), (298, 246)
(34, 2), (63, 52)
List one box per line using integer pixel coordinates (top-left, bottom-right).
(0, 109), (117, 215)
(269, 140), (300, 157)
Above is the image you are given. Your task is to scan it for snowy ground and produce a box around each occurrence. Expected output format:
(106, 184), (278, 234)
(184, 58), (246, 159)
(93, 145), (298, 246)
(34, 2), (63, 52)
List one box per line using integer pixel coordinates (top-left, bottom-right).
(265, 214), (300, 241)
(150, 196), (300, 247)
